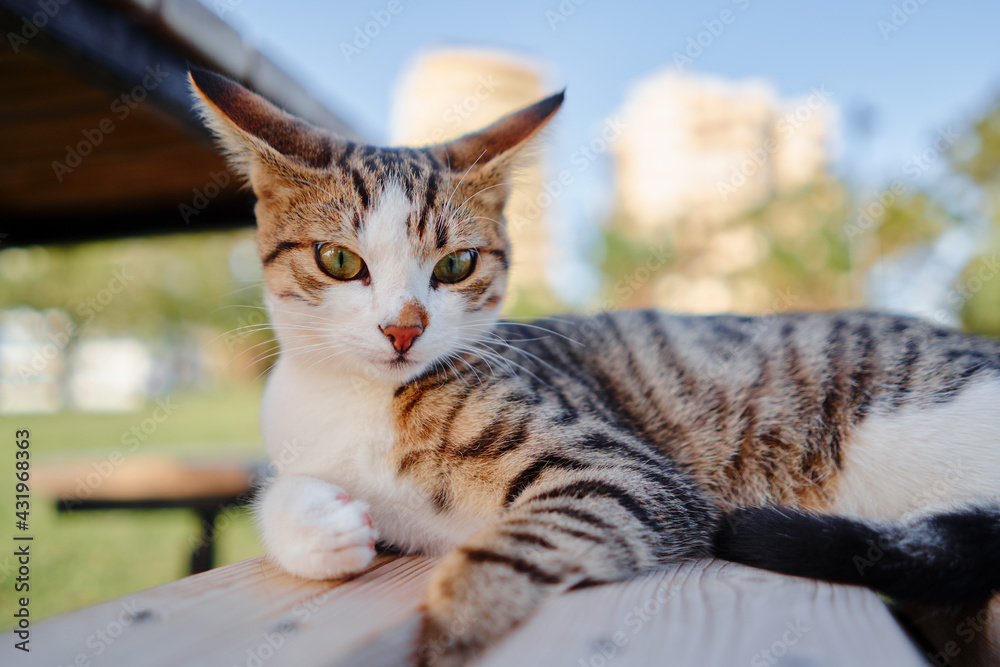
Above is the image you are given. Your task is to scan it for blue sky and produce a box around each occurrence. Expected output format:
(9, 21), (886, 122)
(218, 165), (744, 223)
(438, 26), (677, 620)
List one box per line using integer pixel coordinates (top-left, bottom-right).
(223, 0), (1000, 186)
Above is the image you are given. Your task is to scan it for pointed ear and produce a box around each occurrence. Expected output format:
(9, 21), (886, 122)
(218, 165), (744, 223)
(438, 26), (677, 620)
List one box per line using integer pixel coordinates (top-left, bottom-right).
(428, 90), (564, 173)
(188, 67), (339, 198)
(426, 90), (563, 214)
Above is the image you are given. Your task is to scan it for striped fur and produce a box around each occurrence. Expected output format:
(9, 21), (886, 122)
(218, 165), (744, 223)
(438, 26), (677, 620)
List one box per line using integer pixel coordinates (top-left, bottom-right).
(190, 69), (1000, 666)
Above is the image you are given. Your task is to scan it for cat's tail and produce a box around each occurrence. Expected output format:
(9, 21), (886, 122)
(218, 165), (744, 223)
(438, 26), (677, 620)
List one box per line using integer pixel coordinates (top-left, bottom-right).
(712, 504), (1000, 606)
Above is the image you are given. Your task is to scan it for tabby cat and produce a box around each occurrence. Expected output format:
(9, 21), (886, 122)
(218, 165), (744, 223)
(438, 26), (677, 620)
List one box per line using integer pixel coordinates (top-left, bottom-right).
(189, 67), (1000, 666)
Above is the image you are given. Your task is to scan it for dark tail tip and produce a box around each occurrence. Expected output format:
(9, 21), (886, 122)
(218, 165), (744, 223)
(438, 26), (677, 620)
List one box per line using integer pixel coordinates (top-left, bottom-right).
(713, 505), (1000, 607)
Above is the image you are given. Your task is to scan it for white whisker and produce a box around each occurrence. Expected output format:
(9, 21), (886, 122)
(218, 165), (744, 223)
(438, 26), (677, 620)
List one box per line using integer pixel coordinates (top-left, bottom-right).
(442, 148), (489, 219)
(278, 176), (338, 201)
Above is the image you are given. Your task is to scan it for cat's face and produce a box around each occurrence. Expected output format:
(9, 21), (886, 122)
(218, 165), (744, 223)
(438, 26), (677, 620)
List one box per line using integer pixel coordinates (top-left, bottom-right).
(251, 147), (513, 384)
(189, 68), (562, 384)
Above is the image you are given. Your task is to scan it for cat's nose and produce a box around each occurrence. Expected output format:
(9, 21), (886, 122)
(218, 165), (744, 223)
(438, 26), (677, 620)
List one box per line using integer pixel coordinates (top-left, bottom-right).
(379, 324), (424, 354)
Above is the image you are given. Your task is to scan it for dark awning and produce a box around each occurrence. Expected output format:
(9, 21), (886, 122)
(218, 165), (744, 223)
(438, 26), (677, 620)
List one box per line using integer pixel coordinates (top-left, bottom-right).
(0, 0), (358, 246)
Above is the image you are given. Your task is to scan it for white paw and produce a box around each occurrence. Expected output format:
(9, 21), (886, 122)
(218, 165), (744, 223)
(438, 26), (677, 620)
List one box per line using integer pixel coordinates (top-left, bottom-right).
(259, 476), (378, 580)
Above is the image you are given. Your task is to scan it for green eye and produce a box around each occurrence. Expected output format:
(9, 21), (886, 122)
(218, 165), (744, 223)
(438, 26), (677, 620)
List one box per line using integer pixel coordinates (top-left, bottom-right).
(433, 249), (476, 284)
(316, 243), (366, 280)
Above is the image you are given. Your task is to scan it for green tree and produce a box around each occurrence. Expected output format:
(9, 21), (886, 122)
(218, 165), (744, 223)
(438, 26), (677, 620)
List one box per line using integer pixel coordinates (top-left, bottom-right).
(949, 96), (1000, 337)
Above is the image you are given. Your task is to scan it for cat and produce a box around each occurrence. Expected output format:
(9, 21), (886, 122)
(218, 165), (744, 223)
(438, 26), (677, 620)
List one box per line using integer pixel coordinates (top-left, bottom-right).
(188, 67), (1000, 666)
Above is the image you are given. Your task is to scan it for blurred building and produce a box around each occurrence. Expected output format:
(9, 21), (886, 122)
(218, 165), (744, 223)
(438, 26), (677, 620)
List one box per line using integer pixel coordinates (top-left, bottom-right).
(0, 308), (69, 413)
(389, 48), (553, 308)
(68, 337), (155, 412)
(0, 307), (159, 414)
(614, 70), (834, 313)
(617, 70), (830, 230)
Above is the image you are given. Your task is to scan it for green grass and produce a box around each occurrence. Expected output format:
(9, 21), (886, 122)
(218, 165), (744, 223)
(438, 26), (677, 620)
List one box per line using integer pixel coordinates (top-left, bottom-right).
(0, 384), (267, 629)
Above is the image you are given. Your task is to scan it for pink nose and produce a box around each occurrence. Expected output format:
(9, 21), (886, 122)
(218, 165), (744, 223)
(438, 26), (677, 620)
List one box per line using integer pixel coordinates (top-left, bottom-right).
(380, 324), (423, 354)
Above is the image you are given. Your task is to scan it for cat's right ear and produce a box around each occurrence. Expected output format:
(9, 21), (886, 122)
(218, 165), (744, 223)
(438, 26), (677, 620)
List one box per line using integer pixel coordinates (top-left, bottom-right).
(188, 67), (338, 200)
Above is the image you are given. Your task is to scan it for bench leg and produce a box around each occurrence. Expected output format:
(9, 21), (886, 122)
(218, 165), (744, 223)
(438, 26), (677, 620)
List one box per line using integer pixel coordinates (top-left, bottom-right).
(190, 506), (220, 574)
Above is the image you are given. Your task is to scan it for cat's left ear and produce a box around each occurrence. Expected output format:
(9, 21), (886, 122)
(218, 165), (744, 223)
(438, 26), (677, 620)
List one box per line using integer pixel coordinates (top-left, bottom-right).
(428, 90), (564, 210)
(188, 67), (340, 201)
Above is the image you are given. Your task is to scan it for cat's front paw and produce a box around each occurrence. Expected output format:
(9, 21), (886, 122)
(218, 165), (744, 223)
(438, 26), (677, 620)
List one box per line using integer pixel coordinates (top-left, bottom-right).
(259, 476), (378, 580)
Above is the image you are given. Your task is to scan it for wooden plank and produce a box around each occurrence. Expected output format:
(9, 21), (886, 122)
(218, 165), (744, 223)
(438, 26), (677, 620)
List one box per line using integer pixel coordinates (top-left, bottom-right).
(8, 555), (431, 667)
(34, 457), (257, 502)
(0, 143), (240, 216)
(0, 50), (111, 120)
(0, 105), (200, 164)
(899, 598), (1000, 667)
(479, 559), (925, 667)
(344, 560), (928, 667)
(3, 556), (925, 666)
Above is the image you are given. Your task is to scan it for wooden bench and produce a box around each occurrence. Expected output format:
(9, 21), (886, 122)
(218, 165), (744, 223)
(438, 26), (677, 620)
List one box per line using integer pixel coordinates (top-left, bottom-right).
(24, 459), (1000, 665)
(5, 555), (938, 666)
(33, 457), (263, 573)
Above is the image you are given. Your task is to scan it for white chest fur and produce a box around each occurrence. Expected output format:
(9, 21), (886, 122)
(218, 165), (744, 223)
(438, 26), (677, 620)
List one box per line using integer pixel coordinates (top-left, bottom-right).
(260, 357), (481, 555)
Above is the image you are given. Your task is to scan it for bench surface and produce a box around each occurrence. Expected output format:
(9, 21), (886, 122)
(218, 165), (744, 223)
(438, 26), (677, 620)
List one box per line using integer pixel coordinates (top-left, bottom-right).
(5, 555), (926, 666)
(33, 457), (257, 502)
